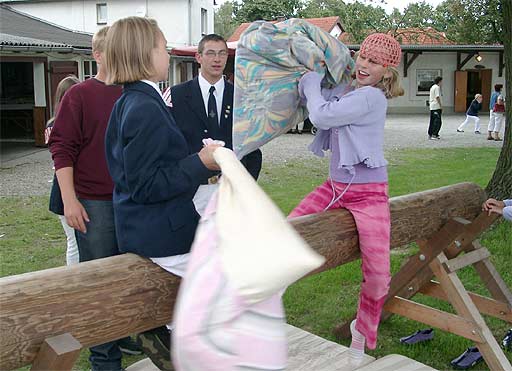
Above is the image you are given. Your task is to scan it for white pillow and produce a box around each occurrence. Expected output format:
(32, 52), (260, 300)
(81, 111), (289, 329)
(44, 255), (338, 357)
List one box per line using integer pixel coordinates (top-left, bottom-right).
(213, 147), (325, 304)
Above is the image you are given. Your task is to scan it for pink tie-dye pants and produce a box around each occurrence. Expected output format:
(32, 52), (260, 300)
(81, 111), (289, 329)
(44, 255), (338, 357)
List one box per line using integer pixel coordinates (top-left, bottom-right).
(289, 180), (391, 349)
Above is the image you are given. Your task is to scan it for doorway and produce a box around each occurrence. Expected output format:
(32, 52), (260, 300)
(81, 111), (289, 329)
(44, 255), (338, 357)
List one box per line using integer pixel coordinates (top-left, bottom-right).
(454, 69), (492, 113)
(0, 62), (35, 140)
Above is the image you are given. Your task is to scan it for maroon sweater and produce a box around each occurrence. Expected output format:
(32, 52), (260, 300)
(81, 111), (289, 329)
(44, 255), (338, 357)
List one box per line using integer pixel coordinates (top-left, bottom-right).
(49, 78), (122, 200)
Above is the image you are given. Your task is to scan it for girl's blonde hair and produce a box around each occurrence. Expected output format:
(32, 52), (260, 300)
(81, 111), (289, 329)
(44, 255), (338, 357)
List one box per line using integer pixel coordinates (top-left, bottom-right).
(375, 66), (404, 99)
(104, 17), (162, 85)
(53, 75), (80, 114)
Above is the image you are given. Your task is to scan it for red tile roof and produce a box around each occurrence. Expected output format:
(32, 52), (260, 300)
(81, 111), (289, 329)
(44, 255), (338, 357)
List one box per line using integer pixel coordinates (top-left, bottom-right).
(227, 16), (342, 42)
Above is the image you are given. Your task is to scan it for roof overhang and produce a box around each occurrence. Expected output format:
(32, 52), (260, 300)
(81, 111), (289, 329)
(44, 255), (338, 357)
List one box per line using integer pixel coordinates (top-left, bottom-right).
(0, 45), (91, 54)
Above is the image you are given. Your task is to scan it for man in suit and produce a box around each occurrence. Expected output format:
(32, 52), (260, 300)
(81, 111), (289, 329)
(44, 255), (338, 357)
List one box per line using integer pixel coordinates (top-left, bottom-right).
(171, 34), (262, 215)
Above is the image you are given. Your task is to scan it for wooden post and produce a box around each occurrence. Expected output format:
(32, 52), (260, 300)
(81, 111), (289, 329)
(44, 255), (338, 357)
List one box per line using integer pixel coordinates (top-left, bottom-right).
(31, 333), (81, 371)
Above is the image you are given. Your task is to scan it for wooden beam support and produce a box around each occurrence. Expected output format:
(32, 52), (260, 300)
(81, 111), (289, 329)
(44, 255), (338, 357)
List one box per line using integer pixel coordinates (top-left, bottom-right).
(430, 253), (512, 370)
(383, 297), (483, 342)
(403, 52), (421, 77)
(457, 51), (477, 71)
(419, 281), (512, 323)
(465, 241), (512, 306)
(31, 333), (81, 371)
(443, 248), (490, 273)
(0, 182), (488, 370)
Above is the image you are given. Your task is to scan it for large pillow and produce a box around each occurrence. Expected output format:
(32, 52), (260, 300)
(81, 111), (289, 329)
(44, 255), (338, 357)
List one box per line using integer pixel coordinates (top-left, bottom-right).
(214, 147), (325, 304)
(233, 18), (354, 158)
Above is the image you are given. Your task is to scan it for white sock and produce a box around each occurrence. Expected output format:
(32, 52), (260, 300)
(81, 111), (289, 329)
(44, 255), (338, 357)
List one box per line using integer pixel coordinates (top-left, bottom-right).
(349, 320), (366, 359)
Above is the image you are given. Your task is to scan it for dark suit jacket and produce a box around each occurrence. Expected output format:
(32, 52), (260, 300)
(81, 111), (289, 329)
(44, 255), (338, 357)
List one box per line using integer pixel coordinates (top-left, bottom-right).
(170, 77), (262, 180)
(105, 81), (213, 258)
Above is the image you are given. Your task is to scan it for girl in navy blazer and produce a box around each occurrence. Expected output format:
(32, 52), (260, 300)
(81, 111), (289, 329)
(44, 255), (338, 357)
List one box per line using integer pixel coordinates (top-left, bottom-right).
(104, 18), (221, 369)
(104, 17), (220, 266)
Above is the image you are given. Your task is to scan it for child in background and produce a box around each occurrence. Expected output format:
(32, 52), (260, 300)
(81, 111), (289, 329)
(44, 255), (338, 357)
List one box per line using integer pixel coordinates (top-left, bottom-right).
(457, 93), (483, 134)
(291, 33), (404, 362)
(103, 17), (220, 370)
(487, 95), (505, 141)
(45, 75), (81, 265)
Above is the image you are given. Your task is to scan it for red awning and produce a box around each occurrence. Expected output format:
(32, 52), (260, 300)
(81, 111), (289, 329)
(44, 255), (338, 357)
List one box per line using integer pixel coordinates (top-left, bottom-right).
(170, 41), (238, 57)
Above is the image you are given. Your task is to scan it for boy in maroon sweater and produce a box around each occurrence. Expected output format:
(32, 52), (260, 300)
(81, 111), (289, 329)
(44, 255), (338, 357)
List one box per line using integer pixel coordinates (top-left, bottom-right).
(48, 27), (137, 371)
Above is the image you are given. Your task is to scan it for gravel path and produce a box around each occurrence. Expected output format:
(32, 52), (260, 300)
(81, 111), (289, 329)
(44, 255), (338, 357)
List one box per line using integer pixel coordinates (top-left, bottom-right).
(0, 114), (504, 196)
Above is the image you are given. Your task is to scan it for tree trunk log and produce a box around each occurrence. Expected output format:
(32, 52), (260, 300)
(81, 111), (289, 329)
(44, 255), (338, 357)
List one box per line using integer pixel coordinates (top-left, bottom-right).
(485, 0), (512, 199)
(0, 182), (486, 370)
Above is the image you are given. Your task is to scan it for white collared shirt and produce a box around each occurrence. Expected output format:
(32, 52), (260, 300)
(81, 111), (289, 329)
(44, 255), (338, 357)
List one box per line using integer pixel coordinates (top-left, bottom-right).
(198, 73), (224, 124)
(141, 80), (165, 103)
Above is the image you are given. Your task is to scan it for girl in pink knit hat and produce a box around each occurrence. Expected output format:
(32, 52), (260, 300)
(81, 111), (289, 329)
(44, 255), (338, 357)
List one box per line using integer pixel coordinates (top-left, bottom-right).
(292, 32), (404, 363)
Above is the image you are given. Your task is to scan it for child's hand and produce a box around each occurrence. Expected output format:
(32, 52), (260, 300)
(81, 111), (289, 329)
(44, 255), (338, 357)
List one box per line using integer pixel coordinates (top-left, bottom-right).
(482, 198), (505, 216)
(298, 71), (322, 100)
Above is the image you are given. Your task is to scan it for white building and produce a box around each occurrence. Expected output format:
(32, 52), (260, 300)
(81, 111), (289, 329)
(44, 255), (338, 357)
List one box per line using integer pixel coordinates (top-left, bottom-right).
(0, 0), (215, 48)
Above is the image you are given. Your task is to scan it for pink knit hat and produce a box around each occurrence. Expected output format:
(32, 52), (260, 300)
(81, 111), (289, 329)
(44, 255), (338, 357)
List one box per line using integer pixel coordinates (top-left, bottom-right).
(359, 33), (402, 67)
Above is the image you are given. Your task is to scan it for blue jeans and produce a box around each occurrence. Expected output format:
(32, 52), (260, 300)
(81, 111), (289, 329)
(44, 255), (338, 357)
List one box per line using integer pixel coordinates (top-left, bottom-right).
(75, 199), (122, 371)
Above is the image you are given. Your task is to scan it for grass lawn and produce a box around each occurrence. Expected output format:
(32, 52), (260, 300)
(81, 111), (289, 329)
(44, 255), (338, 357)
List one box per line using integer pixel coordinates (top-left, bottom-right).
(1, 146), (510, 370)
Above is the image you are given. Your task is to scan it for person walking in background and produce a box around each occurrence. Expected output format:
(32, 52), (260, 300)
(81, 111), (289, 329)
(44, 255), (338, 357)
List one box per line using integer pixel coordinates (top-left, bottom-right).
(488, 94), (505, 141)
(48, 26), (141, 371)
(488, 84), (503, 137)
(428, 76), (443, 140)
(292, 32), (404, 364)
(103, 17), (221, 370)
(45, 75), (81, 265)
(457, 93), (483, 134)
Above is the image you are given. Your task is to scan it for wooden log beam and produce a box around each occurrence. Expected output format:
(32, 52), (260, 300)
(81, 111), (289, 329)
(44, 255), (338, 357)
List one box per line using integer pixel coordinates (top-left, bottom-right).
(0, 182), (486, 370)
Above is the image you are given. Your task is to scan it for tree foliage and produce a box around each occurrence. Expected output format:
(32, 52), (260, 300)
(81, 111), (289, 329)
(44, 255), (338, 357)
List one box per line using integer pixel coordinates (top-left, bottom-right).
(214, 2), (239, 39)
(233, 0), (301, 23)
(433, 0), (503, 44)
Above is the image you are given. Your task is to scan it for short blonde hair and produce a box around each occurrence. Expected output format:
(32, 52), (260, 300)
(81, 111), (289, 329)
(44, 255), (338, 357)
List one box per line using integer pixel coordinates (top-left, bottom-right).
(104, 17), (162, 85)
(475, 93), (482, 100)
(375, 66), (404, 99)
(92, 26), (109, 53)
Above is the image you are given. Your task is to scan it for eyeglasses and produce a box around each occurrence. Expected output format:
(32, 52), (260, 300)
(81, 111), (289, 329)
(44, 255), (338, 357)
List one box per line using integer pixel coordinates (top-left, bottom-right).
(202, 50), (228, 58)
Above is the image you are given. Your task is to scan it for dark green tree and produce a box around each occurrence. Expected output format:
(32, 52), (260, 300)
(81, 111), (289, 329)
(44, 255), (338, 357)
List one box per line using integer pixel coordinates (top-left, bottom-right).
(233, 0), (301, 22)
(433, 0), (503, 44)
(214, 1), (239, 39)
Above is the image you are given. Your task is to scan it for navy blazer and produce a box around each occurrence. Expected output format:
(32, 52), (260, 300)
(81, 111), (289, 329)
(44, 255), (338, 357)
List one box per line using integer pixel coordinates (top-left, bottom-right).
(170, 77), (262, 180)
(105, 81), (213, 258)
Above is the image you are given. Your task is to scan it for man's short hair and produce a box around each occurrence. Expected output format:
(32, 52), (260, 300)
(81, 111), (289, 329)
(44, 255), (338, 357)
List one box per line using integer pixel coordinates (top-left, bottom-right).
(92, 26), (109, 53)
(104, 17), (162, 85)
(198, 34), (227, 54)
(434, 76), (443, 84)
(494, 84), (503, 91)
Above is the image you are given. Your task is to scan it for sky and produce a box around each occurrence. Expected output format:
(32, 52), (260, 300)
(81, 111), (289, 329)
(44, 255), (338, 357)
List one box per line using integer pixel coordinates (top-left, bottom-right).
(215, 0), (446, 14)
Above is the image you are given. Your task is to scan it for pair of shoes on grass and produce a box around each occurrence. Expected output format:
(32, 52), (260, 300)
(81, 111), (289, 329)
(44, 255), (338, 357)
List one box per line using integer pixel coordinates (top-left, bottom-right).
(136, 326), (173, 371)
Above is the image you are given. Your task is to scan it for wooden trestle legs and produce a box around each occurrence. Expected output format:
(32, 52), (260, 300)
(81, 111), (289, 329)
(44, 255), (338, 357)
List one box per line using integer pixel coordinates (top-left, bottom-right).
(334, 212), (512, 370)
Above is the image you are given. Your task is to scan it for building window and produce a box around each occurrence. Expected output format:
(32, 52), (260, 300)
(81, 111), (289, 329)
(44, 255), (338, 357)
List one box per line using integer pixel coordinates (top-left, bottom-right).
(97, 3), (107, 25)
(201, 8), (208, 35)
(83, 60), (97, 79)
(416, 69), (442, 96)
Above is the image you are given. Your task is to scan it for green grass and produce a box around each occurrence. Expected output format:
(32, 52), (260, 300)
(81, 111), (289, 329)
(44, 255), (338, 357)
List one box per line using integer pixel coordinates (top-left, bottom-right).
(1, 146), (510, 370)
